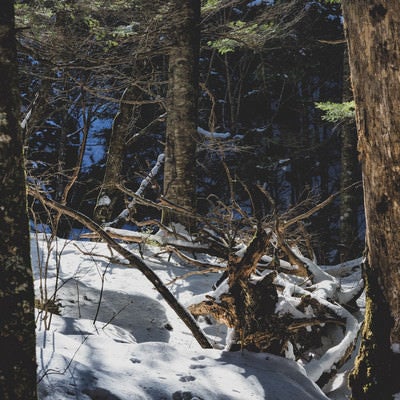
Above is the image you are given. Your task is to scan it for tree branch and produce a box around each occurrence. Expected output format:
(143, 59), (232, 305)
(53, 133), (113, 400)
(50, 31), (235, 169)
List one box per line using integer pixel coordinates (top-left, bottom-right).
(28, 187), (213, 349)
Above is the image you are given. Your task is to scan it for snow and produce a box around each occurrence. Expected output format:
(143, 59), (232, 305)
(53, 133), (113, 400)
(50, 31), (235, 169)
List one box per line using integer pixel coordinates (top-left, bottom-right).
(392, 343), (400, 353)
(32, 233), (358, 399)
(37, 316), (326, 400)
(247, 0), (275, 6)
(273, 255), (361, 384)
(135, 153), (165, 197)
(104, 154), (165, 227)
(97, 195), (111, 207)
(302, 300), (360, 383)
(81, 116), (113, 172)
(197, 126), (231, 139)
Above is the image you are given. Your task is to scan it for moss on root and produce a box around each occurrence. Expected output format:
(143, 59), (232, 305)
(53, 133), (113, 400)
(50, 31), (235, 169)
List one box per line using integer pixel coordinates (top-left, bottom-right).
(349, 261), (400, 400)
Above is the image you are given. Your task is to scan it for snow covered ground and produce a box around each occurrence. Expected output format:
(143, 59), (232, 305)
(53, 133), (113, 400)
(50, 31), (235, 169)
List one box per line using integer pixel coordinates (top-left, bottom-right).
(32, 233), (359, 400)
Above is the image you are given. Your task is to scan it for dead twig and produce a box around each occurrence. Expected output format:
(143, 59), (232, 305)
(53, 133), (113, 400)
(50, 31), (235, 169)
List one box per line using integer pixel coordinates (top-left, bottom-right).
(166, 267), (225, 286)
(281, 181), (361, 231)
(165, 245), (225, 270)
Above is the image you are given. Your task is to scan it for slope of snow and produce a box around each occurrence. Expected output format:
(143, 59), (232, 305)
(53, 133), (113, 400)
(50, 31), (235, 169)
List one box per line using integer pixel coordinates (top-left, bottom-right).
(37, 314), (327, 400)
(32, 234), (352, 399)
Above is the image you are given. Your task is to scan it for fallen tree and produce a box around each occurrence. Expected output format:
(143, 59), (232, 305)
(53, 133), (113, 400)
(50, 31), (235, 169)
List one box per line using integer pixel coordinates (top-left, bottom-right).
(29, 181), (364, 388)
(187, 222), (363, 386)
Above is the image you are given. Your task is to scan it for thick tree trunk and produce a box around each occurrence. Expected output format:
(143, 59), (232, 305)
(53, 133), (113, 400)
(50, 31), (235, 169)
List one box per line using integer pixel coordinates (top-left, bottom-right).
(339, 48), (362, 261)
(342, 1), (400, 398)
(162, 0), (200, 231)
(0, 2), (37, 399)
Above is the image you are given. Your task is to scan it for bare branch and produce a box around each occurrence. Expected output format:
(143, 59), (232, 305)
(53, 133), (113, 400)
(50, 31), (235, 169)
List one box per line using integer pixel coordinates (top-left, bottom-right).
(28, 186), (213, 349)
(165, 245), (225, 270)
(282, 181), (362, 231)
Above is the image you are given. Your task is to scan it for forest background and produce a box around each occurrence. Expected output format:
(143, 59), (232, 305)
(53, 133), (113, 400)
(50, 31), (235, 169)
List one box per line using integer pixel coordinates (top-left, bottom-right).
(18, 0), (362, 263)
(5, 0), (391, 399)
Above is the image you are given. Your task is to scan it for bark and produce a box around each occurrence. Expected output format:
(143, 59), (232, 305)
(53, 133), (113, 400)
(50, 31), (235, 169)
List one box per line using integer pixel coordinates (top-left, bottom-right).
(0, 2), (37, 399)
(189, 228), (286, 353)
(342, 1), (400, 398)
(53, 91), (88, 238)
(226, 228), (286, 353)
(339, 48), (362, 261)
(94, 87), (141, 225)
(162, 0), (200, 231)
(54, 91), (81, 238)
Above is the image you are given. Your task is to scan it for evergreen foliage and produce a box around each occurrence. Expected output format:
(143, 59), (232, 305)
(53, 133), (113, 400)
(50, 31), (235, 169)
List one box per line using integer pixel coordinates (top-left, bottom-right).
(9, 1), (393, 398)
(315, 101), (355, 122)
(18, 0), (357, 255)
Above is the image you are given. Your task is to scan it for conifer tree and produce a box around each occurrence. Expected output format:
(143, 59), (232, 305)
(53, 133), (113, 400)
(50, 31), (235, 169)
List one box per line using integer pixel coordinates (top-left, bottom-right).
(0, 1), (37, 399)
(162, 0), (201, 230)
(342, 1), (400, 398)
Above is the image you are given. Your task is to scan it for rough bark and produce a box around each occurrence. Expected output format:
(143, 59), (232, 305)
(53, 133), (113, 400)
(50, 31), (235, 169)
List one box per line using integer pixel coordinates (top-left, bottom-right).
(162, 0), (200, 231)
(339, 48), (362, 261)
(342, 1), (400, 398)
(0, 2), (37, 399)
(226, 228), (284, 353)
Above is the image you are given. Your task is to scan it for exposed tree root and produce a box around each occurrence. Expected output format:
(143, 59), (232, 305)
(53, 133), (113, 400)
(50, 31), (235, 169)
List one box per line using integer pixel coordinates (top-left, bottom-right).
(30, 182), (364, 387)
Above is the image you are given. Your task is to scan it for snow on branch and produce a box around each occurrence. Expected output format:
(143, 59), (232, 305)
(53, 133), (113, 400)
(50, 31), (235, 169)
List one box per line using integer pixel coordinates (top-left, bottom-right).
(187, 223), (363, 387)
(136, 153), (165, 197)
(106, 153), (165, 227)
(21, 92), (39, 130)
(197, 126), (231, 139)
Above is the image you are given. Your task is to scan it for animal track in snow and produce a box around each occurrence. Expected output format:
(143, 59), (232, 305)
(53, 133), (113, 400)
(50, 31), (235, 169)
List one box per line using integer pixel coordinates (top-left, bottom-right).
(190, 355), (205, 361)
(189, 364), (206, 369)
(179, 375), (196, 382)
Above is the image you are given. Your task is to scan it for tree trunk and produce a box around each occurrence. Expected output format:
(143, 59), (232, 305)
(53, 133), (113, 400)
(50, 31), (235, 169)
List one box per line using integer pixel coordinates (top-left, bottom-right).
(162, 0), (200, 231)
(53, 88), (81, 238)
(94, 87), (141, 225)
(0, 2), (37, 399)
(227, 228), (284, 353)
(342, 1), (400, 398)
(339, 47), (362, 261)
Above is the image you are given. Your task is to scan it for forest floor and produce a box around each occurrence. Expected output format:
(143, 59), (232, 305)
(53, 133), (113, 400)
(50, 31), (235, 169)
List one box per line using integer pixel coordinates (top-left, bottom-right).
(33, 232), (362, 400)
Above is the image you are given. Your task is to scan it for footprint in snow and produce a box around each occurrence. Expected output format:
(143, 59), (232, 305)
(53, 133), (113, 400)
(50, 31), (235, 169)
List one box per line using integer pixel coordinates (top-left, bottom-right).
(172, 391), (203, 400)
(189, 364), (206, 369)
(190, 355), (205, 361)
(82, 387), (121, 400)
(179, 375), (196, 382)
